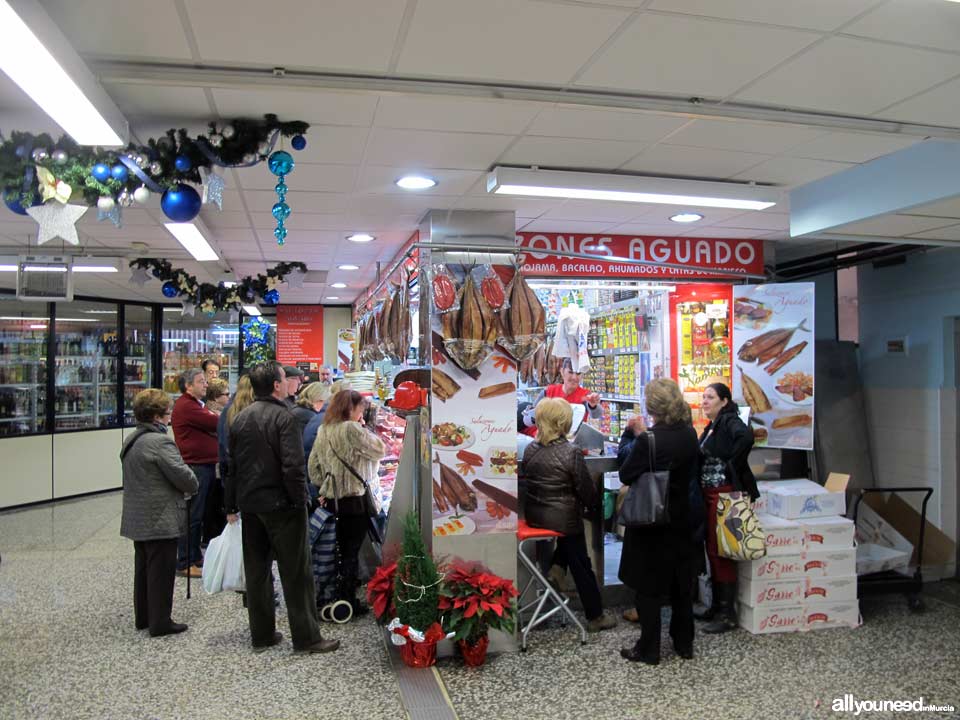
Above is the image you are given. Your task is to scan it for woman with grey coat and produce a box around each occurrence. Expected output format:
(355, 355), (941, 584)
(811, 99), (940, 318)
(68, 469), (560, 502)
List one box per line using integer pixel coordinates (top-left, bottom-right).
(121, 389), (199, 637)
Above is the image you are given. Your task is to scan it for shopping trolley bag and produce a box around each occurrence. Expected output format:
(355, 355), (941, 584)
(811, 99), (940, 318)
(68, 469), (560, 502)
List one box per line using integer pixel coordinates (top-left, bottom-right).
(309, 505), (337, 603)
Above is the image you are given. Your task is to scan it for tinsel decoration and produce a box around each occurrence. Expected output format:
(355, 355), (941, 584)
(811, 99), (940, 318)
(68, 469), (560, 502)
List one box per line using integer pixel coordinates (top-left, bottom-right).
(242, 316), (274, 366)
(130, 258), (306, 312)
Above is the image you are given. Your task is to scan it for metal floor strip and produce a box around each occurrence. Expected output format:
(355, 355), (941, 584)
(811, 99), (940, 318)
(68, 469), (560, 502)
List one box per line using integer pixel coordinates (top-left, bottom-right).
(381, 631), (458, 720)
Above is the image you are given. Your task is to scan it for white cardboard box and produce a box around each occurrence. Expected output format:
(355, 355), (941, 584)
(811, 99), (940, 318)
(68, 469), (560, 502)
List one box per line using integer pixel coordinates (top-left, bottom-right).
(754, 479), (810, 514)
(757, 512), (805, 556)
(802, 516), (855, 549)
(803, 575), (858, 603)
(766, 478), (847, 520)
(855, 502), (914, 559)
(738, 547), (857, 581)
(803, 601), (860, 630)
(738, 577), (807, 608)
(856, 543), (911, 575)
(738, 600), (860, 634)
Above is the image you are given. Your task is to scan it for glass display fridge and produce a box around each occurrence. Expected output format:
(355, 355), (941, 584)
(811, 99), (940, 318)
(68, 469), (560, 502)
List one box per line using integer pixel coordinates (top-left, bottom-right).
(123, 305), (155, 426)
(0, 298), (49, 437)
(161, 310), (240, 397)
(53, 301), (120, 431)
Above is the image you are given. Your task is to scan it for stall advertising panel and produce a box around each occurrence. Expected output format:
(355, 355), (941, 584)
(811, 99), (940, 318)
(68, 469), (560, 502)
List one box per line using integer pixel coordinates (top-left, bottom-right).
(732, 283), (815, 451)
(276, 305), (324, 366)
(431, 265), (519, 537)
(517, 233), (763, 280)
(336, 328), (355, 373)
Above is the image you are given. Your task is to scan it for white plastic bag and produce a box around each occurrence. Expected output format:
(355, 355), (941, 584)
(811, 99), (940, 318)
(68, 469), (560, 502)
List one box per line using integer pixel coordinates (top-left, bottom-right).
(202, 520), (245, 594)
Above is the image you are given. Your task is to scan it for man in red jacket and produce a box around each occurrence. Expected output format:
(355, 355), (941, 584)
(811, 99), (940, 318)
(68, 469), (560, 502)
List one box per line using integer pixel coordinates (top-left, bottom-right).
(171, 368), (219, 577)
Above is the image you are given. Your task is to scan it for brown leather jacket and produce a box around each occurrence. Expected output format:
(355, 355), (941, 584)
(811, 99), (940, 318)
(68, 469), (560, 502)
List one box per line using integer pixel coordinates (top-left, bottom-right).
(520, 439), (597, 535)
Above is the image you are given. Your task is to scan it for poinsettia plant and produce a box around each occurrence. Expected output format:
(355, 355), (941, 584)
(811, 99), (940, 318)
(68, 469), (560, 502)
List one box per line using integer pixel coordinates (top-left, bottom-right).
(439, 561), (519, 644)
(366, 561), (397, 624)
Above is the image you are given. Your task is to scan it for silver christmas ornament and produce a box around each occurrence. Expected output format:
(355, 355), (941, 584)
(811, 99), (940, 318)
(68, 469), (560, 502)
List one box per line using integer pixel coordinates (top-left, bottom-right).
(133, 186), (151, 204)
(135, 154), (148, 167)
(32, 148), (49, 162)
(209, 133), (223, 148)
(242, 153), (257, 164)
(221, 124), (235, 140)
(149, 161), (162, 175)
(97, 196), (115, 211)
(52, 150), (68, 164)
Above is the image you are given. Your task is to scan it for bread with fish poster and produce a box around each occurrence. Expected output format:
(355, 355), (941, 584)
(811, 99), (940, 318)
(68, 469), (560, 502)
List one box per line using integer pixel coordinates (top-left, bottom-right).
(733, 283), (815, 451)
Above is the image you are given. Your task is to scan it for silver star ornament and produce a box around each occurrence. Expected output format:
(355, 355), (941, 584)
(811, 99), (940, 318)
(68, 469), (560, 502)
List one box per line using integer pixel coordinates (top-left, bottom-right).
(200, 167), (225, 210)
(26, 203), (88, 245)
(129, 266), (151, 286)
(285, 268), (306, 289)
(180, 299), (196, 317)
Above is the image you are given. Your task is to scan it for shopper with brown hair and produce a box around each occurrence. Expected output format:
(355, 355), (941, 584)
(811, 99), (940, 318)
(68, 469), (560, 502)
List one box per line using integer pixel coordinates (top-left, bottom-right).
(617, 378), (698, 665)
(120, 389), (198, 637)
(204, 378), (229, 415)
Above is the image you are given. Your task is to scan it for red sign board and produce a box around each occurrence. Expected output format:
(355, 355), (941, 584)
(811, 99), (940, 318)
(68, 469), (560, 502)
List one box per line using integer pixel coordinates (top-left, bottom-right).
(517, 232), (764, 279)
(276, 305), (325, 365)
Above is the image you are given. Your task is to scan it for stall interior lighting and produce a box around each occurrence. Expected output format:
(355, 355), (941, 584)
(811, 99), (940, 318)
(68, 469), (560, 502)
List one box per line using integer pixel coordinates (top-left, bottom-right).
(528, 282), (676, 293)
(163, 222), (219, 262)
(488, 167), (778, 211)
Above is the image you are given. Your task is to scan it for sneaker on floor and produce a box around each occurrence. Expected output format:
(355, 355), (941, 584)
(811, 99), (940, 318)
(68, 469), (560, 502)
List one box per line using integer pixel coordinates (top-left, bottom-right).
(150, 622), (188, 638)
(622, 608), (639, 623)
(294, 638), (340, 654)
(176, 566), (202, 578)
(587, 612), (617, 633)
(253, 632), (283, 653)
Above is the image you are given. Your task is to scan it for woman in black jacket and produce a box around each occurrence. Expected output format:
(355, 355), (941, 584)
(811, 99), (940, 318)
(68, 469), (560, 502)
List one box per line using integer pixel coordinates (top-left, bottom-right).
(697, 382), (758, 634)
(617, 378), (698, 665)
(520, 398), (615, 633)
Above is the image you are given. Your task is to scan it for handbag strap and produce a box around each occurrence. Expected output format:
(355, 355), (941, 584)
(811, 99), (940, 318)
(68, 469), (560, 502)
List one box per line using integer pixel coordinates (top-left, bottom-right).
(644, 430), (656, 472)
(328, 440), (372, 492)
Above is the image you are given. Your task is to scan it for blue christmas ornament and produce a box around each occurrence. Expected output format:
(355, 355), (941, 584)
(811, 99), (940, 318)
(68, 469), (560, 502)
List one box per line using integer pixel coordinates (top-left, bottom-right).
(161, 281), (178, 298)
(243, 286), (256, 302)
(263, 289), (280, 305)
(271, 202), (290, 221)
(111, 164), (128, 182)
(174, 155), (192, 172)
(91, 163), (111, 182)
(291, 135), (307, 151)
(268, 150), (294, 177)
(152, 267), (163, 278)
(275, 180), (287, 197)
(3, 189), (41, 216)
(274, 226), (287, 243)
(161, 184), (202, 223)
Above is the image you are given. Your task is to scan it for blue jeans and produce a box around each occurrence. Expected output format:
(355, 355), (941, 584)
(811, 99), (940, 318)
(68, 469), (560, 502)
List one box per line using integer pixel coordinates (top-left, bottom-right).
(177, 463), (215, 569)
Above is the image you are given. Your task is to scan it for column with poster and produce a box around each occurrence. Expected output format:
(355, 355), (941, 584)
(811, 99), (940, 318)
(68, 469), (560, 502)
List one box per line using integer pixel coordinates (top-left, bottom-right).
(732, 283), (815, 451)
(336, 328), (355, 373)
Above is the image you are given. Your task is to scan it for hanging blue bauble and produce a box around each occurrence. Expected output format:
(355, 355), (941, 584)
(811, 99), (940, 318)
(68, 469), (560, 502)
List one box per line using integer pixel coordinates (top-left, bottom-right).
(3, 189), (41, 216)
(271, 202), (291, 221)
(151, 267), (163, 278)
(274, 226), (288, 243)
(242, 286), (256, 302)
(268, 150), (294, 176)
(263, 289), (280, 305)
(161, 184), (202, 223)
(174, 155), (192, 172)
(291, 135), (307, 151)
(161, 281), (178, 298)
(91, 163), (111, 183)
(111, 164), (128, 182)
(275, 180), (287, 197)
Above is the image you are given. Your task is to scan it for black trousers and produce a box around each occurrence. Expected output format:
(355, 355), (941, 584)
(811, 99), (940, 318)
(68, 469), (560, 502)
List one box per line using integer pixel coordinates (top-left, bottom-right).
(336, 513), (368, 602)
(634, 551), (694, 661)
(553, 533), (603, 621)
(242, 507), (323, 650)
(133, 538), (178, 633)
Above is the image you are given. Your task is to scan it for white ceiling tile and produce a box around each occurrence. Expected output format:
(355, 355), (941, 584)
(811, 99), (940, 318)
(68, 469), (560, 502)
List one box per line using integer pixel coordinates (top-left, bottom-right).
(663, 119), (823, 155)
(396, 0), (630, 84)
(833, 214), (957, 237)
(736, 37), (960, 115)
(878, 78), (960, 127)
(239, 190), (346, 215)
(732, 156), (854, 186)
(677, 226), (769, 239)
(785, 132), (922, 163)
(374, 95), (542, 134)
(236, 163), (358, 193)
(210, 88), (379, 127)
(540, 200), (653, 223)
(500, 137), (648, 170)
(208, 228), (258, 244)
(103, 84), (211, 119)
(623, 144), (772, 178)
(364, 129), (514, 170)
(577, 14), (819, 97)
(520, 219), (619, 234)
(603, 222), (698, 236)
(844, 0), (960, 53)
(200, 210), (252, 230)
(42, 0), (194, 59)
(355, 167), (484, 197)
(280, 126), (369, 166)
(453, 194), (560, 216)
(902, 196), (960, 219)
(906, 223), (960, 242)
(711, 212), (791, 231)
(647, 0), (879, 32)
(185, 0), (406, 72)
(526, 107), (689, 142)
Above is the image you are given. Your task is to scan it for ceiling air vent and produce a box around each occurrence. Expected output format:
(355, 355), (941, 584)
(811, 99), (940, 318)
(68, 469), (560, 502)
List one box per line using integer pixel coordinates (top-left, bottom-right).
(17, 255), (74, 301)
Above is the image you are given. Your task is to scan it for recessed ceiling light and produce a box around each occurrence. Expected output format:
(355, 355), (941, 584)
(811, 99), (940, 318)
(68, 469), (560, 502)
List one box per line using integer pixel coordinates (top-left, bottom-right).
(331, 282), (347, 289)
(670, 213), (704, 223)
(347, 233), (375, 243)
(396, 175), (437, 190)
(338, 264), (359, 271)
(242, 305), (261, 317)
(325, 296), (340, 300)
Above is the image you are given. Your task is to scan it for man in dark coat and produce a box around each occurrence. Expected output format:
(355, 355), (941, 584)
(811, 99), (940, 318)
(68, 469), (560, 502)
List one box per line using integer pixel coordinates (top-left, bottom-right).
(225, 363), (339, 655)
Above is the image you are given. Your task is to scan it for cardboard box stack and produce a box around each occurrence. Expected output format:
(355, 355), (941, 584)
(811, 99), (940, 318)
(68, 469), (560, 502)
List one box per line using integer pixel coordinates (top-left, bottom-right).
(737, 474), (860, 634)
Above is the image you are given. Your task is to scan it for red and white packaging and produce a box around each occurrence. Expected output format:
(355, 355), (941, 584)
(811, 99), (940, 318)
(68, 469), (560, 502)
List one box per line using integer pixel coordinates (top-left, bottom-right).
(803, 575), (858, 603)
(757, 513), (804, 556)
(803, 601), (860, 630)
(737, 603), (805, 635)
(738, 548), (856, 581)
(739, 554), (806, 581)
(765, 478), (846, 520)
(738, 578), (807, 608)
(801, 548), (857, 578)
(801, 516), (855, 549)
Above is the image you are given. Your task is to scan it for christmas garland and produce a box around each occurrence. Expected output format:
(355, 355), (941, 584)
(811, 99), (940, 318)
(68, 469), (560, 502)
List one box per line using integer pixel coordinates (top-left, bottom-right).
(130, 258), (306, 313)
(1, 115), (308, 209)
(242, 317), (274, 366)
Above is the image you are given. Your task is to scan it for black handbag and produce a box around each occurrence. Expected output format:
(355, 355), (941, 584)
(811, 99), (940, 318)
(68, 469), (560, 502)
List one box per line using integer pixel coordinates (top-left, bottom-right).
(328, 444), (384, 545)
(617, 431), (670, 528)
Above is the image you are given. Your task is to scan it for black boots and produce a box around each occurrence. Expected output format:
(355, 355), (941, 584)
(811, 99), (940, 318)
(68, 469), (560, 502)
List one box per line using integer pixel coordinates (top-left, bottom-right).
(702, 582), (738, 634)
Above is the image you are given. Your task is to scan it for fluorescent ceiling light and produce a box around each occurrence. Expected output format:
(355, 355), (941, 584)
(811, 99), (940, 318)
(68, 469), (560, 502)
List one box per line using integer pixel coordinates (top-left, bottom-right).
(161, 338), (188, 343)
(330, 282), (347, 289)
(72, 265), (119, 273)
(0, 265), (16, 271)
(82, 310), (117, 314)
(325, 296), (340, 300)
(396, 175), (437, 190)
(338, 264), (359, 271)
(162, 307), (181, 313)
(164, 222), (219, 262)
(347, 233), (375, 243)
(0, 0), (126, 145)
(22, 265), (67, 272)
(222, 281), (237, 288)
(670, 213), (704, 223)
(488, 167), (778, 211)
(29, 324), (47, 329)
(242, 305), (261, 316)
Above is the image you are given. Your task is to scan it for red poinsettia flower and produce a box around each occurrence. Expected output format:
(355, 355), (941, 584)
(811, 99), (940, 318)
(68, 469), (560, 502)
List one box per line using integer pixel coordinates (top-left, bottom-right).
(366, 561), (397, 622)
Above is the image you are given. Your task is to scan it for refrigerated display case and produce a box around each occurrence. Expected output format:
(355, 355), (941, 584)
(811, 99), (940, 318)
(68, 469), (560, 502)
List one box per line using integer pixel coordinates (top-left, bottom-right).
(123, 305), (154, 426)
(161, 311), (240, 397)
(372, 404), (406, 515)
(0, 299), (49, 437)
(53, 302), (120, 431)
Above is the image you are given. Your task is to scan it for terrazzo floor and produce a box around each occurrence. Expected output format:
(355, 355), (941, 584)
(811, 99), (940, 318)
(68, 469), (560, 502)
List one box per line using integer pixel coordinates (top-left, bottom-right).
(2, 492), (959, 720)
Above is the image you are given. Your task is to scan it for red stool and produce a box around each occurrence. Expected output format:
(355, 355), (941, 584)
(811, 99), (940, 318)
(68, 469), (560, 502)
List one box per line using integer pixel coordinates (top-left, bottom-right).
(516, 520), (587, 651)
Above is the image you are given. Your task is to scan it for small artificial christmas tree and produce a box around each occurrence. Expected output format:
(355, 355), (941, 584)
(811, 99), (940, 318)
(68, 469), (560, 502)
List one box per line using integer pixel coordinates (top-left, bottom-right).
(393, 512), (440, 631)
